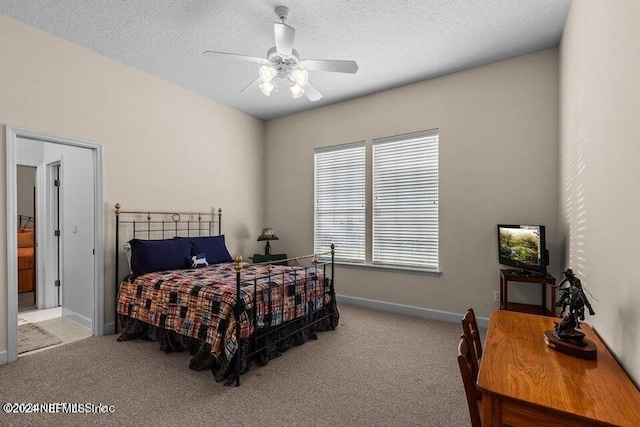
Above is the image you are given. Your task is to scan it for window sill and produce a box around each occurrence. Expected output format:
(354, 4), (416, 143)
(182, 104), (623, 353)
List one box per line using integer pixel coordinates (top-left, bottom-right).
(323, 261), (441, 277)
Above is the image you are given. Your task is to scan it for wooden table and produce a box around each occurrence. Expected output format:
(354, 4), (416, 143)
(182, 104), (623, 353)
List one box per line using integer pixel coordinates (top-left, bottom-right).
(477, 310), (640, 426)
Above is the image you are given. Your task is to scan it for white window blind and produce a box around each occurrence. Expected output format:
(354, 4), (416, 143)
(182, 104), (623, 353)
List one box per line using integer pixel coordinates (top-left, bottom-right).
(314, 142), (365, 263)
(372, 130), (439, 269)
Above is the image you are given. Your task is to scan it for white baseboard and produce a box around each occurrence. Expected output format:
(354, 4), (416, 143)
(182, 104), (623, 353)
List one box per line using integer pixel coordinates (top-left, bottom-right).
(62, 308), (92, 331)
(336, 294), (489, 328)
(103, 322), (116, 335)
(0, 349), (7, 366)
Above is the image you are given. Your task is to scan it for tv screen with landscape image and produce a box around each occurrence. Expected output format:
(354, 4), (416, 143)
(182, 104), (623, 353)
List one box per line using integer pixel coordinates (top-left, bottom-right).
(497, 224), (547, 275)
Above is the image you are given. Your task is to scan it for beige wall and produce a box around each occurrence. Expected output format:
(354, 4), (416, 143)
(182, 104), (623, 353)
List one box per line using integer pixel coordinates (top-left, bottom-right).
(265, 49), (560, 319)
(560, 0), (640, 383)
(0, 15), (265, 351)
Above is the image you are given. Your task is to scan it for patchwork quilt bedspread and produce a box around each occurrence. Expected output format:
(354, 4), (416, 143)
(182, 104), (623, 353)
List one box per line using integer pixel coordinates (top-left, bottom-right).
(117, 262), (330, 364)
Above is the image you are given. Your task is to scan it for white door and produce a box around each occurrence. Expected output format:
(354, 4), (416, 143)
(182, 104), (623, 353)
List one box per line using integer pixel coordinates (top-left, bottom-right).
(39, 158), (62, 310)
(49, 143), (95, 329)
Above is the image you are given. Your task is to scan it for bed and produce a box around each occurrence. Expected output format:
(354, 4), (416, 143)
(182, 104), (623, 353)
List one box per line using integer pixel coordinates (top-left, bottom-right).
(114, 204), (338, 386)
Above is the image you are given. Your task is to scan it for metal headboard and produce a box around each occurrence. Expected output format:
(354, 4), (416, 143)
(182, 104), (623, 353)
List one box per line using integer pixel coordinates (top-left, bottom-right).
(114, 203), (223, 329)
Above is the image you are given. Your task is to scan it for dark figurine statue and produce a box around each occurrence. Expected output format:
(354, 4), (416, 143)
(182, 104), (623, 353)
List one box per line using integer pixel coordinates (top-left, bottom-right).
(554, 268), (595, 346)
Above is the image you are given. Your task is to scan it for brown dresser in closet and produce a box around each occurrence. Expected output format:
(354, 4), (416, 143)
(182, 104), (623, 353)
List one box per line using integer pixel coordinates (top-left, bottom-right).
(17, 228), (35, 293)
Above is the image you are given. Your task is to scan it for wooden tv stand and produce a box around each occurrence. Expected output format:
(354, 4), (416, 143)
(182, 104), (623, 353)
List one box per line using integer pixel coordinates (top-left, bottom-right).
(500, 269), (556, 316)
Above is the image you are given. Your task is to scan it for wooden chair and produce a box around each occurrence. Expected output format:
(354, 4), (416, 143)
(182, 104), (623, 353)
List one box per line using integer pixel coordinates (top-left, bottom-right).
(461, 308), (483, 373)
(458, 335), (482, 427)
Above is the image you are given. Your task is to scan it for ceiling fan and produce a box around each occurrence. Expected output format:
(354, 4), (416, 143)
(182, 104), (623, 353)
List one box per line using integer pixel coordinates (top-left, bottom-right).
(203, 6), (359, 102)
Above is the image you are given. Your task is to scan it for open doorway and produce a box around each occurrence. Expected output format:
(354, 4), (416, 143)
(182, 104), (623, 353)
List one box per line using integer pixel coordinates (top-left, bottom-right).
(15, 161), (91, 356)
(6, 126), (105, 363)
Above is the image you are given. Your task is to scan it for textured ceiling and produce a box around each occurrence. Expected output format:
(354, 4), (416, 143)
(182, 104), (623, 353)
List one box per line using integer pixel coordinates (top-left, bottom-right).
(0, 0), (570, 120)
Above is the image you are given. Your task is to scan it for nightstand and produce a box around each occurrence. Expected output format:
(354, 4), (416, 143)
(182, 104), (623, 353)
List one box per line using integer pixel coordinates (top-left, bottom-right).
(252, 253), (288, 265)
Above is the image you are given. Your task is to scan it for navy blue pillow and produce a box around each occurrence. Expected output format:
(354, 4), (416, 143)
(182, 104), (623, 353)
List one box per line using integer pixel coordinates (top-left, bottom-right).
(129, 238), (191, 275)
(180, 235), (233, 264)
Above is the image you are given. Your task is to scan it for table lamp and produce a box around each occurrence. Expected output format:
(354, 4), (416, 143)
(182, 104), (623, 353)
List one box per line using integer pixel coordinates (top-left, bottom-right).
(257, 228), (279, 255)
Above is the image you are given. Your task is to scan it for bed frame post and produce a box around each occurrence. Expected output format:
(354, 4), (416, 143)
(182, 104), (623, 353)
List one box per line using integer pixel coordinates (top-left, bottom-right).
(115, 203), (121, 332)
(218, 208), (222, 236)
(234, 254), (243, 386)
(330, 243), (335, 293)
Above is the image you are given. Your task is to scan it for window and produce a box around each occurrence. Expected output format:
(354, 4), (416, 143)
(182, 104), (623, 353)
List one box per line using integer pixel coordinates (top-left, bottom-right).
(373, 130), (439, 270)
(314, 142), (365, 263)
(313, 129), (439, 272)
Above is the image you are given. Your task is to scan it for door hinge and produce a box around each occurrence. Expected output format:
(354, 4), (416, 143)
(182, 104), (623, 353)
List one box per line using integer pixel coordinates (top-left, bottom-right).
(54, 280), (61, 287)
(92, 248), (95, 255)
(54, 179), (60, 187)
(54, 230), (60, 237)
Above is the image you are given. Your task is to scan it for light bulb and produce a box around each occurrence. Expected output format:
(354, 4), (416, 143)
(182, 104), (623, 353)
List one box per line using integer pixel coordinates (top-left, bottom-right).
(290, 83), (304, 99)
(259, 81), (275, 96)
(259, 65), (277, 83)
(291, 69), (309, 87)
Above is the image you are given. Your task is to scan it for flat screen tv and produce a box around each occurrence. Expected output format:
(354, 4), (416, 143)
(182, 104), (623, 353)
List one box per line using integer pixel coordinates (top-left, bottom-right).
(497, 224), (548, 275)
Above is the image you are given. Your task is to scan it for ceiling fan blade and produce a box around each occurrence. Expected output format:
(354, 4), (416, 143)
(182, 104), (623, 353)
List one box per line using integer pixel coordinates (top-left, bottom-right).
(303, 81), (323, 102)
(300, 59), (359, 74)
(240, 77), (262, 93)
(274, 23), (295, 56)
(202, 50), (268, 65)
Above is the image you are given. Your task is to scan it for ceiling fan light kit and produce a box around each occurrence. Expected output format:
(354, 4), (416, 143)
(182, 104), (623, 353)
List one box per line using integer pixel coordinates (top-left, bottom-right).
(291, 69), (308, 87)
(259, 65), (277, 83)
(203, 6), (359, 102)
(290, 83), (304, 99)
(259, 81), (275, 96)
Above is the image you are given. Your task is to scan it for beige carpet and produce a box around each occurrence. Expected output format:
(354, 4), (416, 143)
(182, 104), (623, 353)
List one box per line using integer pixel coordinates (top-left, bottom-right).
(0, 305), (470, 427)
(17, 323), (63, 354)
